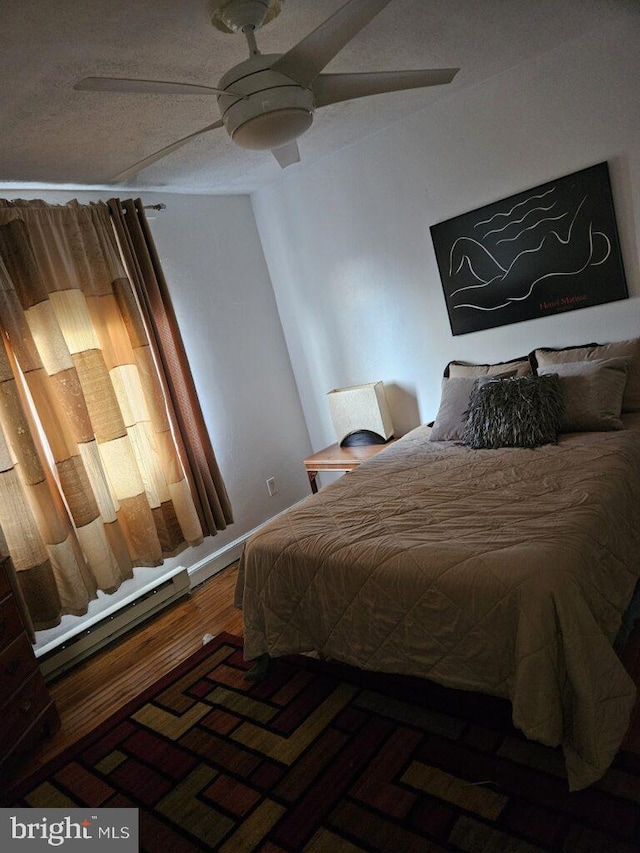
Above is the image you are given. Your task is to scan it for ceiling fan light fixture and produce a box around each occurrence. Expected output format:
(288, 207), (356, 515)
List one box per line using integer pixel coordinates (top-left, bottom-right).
(219, 67), (315, 149)
(232, 108), (313, 150)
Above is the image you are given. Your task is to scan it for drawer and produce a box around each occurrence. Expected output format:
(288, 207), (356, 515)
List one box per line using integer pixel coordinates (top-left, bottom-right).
(0, 669), (52, 754)
(0, 632), (38, 709)
(0, 562), (10, 599)
(0, 594), (24, 650)
(0, 700), (60, 777)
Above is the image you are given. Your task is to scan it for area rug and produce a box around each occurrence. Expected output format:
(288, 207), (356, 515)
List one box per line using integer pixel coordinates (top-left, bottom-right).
(4, 632), (640, 852)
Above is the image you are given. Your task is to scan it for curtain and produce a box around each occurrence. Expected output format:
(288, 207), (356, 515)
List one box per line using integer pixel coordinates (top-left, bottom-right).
(108, 199), (233, 536)
(0, 199), (230, 631)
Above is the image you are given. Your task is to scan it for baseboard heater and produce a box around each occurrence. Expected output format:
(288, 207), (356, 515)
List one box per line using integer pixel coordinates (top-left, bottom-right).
(37, 568), (191, 681)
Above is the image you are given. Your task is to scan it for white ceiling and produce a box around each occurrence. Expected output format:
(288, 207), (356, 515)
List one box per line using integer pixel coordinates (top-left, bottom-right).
(0, 0), (636, 195)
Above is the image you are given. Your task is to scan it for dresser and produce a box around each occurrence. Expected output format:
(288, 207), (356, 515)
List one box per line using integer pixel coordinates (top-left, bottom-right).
(0, 557), (60, 776)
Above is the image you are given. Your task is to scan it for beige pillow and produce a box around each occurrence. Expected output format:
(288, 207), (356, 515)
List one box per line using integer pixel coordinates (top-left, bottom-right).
(538, 357), (630, 432)
(533, 338), (640, 413)
(446, 358), (532, 379)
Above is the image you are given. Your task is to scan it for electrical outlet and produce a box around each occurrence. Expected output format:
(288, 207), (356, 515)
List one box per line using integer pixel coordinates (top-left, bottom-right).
(266, 477), (277, 496)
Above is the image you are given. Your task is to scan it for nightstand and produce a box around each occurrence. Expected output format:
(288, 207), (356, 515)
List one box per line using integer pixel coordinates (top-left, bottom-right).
(303, 440), (398, 493)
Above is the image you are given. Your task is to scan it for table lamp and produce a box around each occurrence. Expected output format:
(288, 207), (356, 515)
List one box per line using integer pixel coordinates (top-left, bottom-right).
(327, 382), (394, 447)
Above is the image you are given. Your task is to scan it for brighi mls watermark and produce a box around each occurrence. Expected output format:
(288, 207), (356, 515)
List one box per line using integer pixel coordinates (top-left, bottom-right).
(1, 809), (138, 850)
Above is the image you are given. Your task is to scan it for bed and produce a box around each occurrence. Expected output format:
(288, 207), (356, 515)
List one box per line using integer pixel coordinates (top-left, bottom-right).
(235, 341), (640, 791)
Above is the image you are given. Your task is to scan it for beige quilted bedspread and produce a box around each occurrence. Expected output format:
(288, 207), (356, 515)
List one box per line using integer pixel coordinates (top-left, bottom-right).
(235, 416), (640, 790)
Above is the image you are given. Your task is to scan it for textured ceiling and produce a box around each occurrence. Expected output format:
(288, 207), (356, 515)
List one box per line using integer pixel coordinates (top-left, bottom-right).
(0, 0), (635, 195)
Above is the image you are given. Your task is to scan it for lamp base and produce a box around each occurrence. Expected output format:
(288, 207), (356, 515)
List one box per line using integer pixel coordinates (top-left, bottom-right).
(339, 430), (391, 447)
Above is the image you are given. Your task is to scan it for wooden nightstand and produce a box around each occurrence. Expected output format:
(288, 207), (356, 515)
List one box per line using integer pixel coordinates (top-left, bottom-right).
(303, 440), (398, 493)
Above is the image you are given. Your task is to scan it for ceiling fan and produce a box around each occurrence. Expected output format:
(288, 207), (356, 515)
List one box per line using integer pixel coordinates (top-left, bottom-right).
(75, 0), (459, 180)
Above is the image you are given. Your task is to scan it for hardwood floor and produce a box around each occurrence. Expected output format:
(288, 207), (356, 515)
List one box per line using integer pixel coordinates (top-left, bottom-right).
(6, 561), (244, 789)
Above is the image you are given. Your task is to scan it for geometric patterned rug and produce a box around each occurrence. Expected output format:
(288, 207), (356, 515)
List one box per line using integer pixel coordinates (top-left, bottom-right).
(4, 633), (640, 852)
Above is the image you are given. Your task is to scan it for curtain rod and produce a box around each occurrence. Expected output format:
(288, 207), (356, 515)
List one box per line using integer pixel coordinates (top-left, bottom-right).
(115, 202), (166, 214)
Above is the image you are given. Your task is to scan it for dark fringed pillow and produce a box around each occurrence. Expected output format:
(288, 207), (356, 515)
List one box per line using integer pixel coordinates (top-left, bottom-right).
(462, 374), (564, 449)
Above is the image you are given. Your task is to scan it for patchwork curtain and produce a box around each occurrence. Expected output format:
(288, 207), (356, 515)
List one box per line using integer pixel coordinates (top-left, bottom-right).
(108, 199), (233, 537)
(0, 199), (231, 632)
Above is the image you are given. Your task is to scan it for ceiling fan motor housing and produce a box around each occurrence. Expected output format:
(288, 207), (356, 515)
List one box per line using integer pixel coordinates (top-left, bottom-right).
(218, 54), (314, 150)
(210, 0), (282, 34)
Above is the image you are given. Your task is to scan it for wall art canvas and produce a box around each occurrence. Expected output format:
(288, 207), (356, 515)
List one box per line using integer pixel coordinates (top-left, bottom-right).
(430, 162), (628, 336)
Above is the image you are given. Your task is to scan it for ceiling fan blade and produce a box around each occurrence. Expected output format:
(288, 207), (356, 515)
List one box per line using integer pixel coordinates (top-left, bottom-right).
(272, 141), (301, 168)
(112, 120), (224, 181)
(313, 68), (460, 108)
(271, 0), (393, 87)
(75, 76), (232, 96)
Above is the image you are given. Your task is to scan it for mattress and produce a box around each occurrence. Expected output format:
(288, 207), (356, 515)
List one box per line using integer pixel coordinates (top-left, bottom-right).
(235, 415), (640, 790)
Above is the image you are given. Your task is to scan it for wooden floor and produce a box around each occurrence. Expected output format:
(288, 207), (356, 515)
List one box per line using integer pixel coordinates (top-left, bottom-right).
(6, 561), (244, 789)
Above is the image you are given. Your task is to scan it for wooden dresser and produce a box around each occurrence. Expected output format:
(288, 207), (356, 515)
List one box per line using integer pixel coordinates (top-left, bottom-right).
(0, 557), (60, 776)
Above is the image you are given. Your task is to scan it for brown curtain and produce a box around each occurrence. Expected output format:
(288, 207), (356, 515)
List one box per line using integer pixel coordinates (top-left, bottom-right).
(108, 198), (233, 536)
(0, 198), (230, 631)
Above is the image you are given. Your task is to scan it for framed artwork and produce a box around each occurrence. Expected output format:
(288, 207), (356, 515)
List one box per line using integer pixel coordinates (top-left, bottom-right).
(430, 162), (628, 336)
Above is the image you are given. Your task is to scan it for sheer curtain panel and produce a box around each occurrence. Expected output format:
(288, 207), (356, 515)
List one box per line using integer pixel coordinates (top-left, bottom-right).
(0, 199), (226, 631)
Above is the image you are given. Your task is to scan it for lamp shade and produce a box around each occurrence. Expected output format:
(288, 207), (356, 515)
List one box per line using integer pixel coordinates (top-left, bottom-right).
(327, 382), (394, 445)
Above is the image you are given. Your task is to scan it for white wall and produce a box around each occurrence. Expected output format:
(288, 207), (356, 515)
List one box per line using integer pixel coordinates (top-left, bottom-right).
(252, 13), (640, 453)
(1, 188), (313, 578)
(147, 192), (313, 553)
